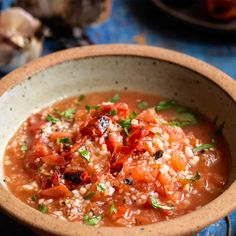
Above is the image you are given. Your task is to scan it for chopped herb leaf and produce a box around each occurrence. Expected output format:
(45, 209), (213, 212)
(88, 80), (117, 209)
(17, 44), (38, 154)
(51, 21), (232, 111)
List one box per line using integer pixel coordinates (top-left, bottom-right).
(46, 115), (59, 124)
(193, 143), (216, 153)
(150, 195), (175, 210)
(78, 149), (90, 162)
(85, 105), (100, 112)
(37, 167), (42, 173)
(20, 144), (28, 152)
(109, 94), (120, 103)
(31, 194), (38, 202)
(61, 109), (76, 120)
(154, 150), (164, 160)
(107, 109), (117, 116)
(155, 100), (188, 114)
(56, 138), (73, 146)
(84, 214), (102, 226)
(38, 204), (48, 213)
(175, 105), (187, 113)
(155, 100), (177, 112)
(110, 203), (117, 214)
(120, 119), (132, 135)
(152, 131), (161, 136)
(79, 94), (85, 101)
(97, 183), (107, 192)
(84, 192), (96, 200)
(129, 111), (137, 119)
(138, 101), (149, 110)
(169, 113), (197, 127)
(183, 171), (201, 183)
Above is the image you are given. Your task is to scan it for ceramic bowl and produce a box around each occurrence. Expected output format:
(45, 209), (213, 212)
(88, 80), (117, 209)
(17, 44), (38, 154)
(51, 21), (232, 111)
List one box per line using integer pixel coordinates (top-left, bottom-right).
(0, 45), (236, 236)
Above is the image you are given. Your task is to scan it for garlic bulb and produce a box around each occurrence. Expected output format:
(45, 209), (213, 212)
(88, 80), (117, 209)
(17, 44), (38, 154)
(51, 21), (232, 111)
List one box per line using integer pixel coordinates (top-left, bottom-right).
(0, 7), (43, 72)
(14, 0), (111, 27)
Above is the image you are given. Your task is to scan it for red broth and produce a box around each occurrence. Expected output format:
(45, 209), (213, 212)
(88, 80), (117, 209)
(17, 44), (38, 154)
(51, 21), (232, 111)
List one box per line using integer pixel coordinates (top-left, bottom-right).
(4, 91), (230, 226)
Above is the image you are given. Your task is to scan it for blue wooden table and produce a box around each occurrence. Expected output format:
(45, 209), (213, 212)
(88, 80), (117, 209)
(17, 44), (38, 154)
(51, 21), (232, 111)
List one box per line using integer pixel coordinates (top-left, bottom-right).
(0, 0), (236, 235)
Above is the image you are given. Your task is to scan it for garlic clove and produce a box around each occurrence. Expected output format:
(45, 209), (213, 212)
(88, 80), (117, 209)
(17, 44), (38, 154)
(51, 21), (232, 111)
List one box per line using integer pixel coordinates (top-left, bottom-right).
(0, 7), (43, 72)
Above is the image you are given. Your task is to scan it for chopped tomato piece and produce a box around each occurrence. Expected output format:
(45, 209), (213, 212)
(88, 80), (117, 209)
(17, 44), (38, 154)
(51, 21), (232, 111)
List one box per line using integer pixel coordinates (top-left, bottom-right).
(110, 154), (129, 174)
(123, 160), (154, 182)
(155, 185), (166, 196)
(157, 172), (172, 186)
(106, 132), (123, 153)
(50, 172), (60, 186)
(27, 113), (46, 133)
(119, 146), (133, 154)
(39, 185), (72, 198)
(50, 132), (73, 142)
(137, 109), (157, 123)
(127, 127), (149, 148)
(81, 116), (111, 137)
(171, 155), (186, 171)
(114, 103), (129, 119)
(70, 137), (87, 153)
(32, 142), (49, 157)
(80, 171), (91, 184)
(41, 155), (66, 166)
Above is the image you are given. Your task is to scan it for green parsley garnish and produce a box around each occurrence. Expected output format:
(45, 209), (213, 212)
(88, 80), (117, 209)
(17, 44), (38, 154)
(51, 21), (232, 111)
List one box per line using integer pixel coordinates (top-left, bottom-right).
(84, 214), (102, 226)
(169, 113), (197, 127)
(31, 194), (38, 202)
(150, 195), (175, 210)
(182, 171), (201, 183)
(84, 192), (96, 200)
(155, 100), (177, 112)
(97, 183), (107, 192)
(193, 142), (216, 153)
(138, 101), (149, 110)
(56, 138), (73, 146)
(107, 109), (117, 116)
(109, 94), (120, 103)
(175, 106), (187, 113)
(20, 144), (28, 152)
(75, 94), (85, 105)
(79, 94), (85, 102)
(60, 109), (76, 120)
(120, 119), (132, 135)
(78, 149), (90, 162)
(85, 105), (100, 112)
(109, 203), (117, 214)
(129, 111), (137, 119)
(46, 114), (60, 124)
(155, 99), (187, 113)
(38, 204), (48, 213)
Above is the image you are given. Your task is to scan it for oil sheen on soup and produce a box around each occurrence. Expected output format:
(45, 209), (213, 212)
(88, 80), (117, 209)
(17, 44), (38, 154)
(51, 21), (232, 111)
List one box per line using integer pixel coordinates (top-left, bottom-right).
(4, 91), (230, 226)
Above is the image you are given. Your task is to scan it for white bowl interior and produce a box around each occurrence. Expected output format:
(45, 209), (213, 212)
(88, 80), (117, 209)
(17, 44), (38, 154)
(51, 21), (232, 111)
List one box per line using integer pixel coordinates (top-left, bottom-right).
(0, 56), (236, 187)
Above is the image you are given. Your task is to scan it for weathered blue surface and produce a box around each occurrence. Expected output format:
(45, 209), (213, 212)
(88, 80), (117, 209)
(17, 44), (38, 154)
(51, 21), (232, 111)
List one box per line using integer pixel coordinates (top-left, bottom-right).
(86, 0), (236, 80)
(1, 0), (236, 235)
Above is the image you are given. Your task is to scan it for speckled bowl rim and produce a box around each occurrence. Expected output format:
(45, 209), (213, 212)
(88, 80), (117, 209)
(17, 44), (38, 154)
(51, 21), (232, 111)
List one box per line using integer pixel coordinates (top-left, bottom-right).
(0, 45), (236, 236)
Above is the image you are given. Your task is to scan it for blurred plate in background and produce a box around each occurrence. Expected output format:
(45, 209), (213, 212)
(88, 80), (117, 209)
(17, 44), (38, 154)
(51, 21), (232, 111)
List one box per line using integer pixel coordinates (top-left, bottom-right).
(152, 0), (236, 33)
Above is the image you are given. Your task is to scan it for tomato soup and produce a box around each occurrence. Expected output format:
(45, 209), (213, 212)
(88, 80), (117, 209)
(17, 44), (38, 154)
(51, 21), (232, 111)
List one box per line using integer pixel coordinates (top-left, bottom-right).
(3, 91), (230, 226)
